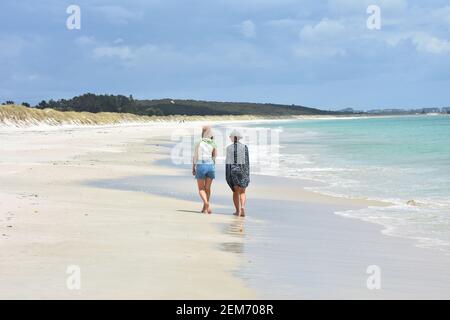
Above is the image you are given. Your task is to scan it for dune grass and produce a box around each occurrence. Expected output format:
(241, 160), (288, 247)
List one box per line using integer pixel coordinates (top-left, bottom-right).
(0, 104), (157, 127)
(0, 104), (292, 128)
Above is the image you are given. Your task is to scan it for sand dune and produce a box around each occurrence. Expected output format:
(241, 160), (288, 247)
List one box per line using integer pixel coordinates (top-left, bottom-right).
(0, 104), (291, 129)
(0, 104), (156, 128)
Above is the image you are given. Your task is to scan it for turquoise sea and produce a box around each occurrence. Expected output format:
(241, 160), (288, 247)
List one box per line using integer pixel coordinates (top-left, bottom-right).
(258, 115), (450, 253)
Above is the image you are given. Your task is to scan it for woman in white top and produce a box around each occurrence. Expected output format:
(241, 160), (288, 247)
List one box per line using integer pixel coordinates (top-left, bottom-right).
(192, 126), (217, 214)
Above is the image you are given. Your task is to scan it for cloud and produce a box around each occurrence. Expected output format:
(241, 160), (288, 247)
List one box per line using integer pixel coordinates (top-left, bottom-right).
(294, 45), (346, 58)
(299, 18), (345, 41)
(327, 0), (407, 14)
(93, 46), (134, 60)
(412, 32), (450, 55)
(327, 0), (366, 13)
(381, 0), (408, 12)
(241, 20), (256, 38)
(266, 18), (301, 28)
(217, 0), (299, 10)
(384, 31), (450, 55)
(75, 36), (156, 62)
(92, 5), (142, 24)
(295, 19), (348, 59)
(92, 43), (159, 65)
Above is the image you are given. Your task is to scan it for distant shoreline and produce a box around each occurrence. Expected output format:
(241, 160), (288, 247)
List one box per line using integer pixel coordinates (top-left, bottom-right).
(2, 104), (447, 130)
(6, 93), (448, 120)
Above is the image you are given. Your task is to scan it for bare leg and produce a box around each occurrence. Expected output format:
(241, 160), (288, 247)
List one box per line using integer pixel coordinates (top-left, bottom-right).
(233, 186), (240, 215)
(197, 179), (209, 213)
(205, 178), (212, 201)
(239, 187), (246, 217)
(204, 178), (213, 214)
(202, 178), (212, 212)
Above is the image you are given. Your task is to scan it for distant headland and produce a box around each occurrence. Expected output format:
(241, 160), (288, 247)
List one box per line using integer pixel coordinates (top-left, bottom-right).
(2, 93), (449, 118)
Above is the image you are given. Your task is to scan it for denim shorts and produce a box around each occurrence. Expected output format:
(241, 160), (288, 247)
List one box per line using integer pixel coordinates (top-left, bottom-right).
(195, 163), (215, 180)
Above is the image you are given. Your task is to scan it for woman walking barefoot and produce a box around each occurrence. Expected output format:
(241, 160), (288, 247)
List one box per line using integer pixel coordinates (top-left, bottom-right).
(225, 130), (250, 217)
(193, 126), (217, 214)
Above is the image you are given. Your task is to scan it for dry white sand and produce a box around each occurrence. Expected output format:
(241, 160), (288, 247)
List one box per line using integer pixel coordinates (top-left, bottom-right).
(1, 121), (450, 299)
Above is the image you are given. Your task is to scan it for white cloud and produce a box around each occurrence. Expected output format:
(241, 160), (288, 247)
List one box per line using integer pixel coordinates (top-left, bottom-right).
(241, 20), (256, 38)
(93, 5), (142, 24)
(93, 46), (133, 60)
(218, 0), (298, 10)
(327, 0), (407, 14)
(76, 36), (157, 62)
(387, 31), (450, 55)
(294, 45), (346, 58)
(295, 18), (348, 60)
(92, 44), (158, 63)
(381, 0), (408, 12)
(412, 32), (450, 55)
(327, 0), (365, 13)
(299, 18), (345, 41)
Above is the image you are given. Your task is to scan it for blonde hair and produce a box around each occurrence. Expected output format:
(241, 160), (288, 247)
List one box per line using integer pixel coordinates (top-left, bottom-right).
(202, 126), (213, 139)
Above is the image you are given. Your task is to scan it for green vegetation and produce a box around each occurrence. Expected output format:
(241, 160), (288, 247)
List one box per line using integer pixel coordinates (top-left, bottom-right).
(33, 93), (337, 116)
(4, 94), (448, 116)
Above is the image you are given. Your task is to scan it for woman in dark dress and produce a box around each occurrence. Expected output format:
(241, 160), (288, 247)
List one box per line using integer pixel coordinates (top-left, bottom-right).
(225, 130), (250, 217)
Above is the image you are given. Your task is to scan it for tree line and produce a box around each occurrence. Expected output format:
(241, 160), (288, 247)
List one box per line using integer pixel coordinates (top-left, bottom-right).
(2, 93), (338, 116)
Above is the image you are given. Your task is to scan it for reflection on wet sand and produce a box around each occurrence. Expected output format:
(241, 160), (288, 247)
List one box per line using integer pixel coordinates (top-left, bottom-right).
(220, 217), (246, 254)
(227, 218), (245, 236)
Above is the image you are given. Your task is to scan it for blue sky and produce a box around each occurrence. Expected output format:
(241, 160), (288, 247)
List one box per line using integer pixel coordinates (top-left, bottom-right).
(1, 0), (450, 110)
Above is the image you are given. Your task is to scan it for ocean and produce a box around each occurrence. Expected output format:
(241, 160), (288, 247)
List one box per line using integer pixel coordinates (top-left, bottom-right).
(255, 115), (450, 253)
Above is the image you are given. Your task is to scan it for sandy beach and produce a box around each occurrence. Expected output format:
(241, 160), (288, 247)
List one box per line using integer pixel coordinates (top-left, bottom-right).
(1, 121), (450, 299)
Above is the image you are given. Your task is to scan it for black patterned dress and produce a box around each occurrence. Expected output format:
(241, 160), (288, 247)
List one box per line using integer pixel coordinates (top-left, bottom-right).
(225, 142), (250, 191)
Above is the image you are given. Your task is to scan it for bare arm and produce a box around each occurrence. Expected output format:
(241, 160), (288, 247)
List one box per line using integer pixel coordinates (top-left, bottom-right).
(212, 148), (217, 164)
(245, 145), (250, 176)
(192, 142), (200, 175)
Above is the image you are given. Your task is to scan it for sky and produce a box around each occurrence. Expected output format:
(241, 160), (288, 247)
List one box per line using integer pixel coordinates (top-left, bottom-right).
(1, 0), (450, 110)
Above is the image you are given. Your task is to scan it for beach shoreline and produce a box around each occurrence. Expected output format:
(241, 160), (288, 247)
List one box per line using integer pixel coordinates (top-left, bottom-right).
(3, 103), (440, 131)
(1, 120), (450, 299)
